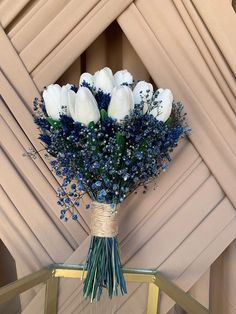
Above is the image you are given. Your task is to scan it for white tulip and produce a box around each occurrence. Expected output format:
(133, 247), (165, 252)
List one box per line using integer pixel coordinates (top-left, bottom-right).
(133, 81), (153, 113)
(94, 67), (114, 94)
(156, 88), (164, 95)
(114, 69), (133, 86)
(150, 89), (173, 122)
(43, 84), (76, 120)
(108, 86), (134, 122)
(79, 72), (94, 87)
(61, 84), (75, 116)
(69, 87), (100, 126)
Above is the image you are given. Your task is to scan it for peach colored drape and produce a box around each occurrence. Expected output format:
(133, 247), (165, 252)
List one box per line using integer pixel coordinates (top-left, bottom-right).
(0, 0), (236, 313)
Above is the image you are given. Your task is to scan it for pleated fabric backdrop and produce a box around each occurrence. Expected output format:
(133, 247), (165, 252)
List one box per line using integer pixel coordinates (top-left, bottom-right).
(0, 1), (236, 313)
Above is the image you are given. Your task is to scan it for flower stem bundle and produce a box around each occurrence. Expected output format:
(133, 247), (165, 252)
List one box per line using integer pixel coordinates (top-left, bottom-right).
(83, 236), (126, 301)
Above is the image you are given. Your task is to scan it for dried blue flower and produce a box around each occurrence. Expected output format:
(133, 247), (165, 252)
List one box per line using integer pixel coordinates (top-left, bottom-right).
(72, 214), (78, 220)
(34, 92), (189, 215)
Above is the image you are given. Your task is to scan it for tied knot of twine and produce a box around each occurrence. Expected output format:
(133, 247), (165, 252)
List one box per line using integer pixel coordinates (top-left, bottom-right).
(90, 202), (118, 237)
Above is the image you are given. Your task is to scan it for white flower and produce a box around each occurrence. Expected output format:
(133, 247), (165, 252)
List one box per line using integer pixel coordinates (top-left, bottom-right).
(114, 69), (133, 86)
(79, 72), (94, 87)
(150, 89), (173, 122)
(69, 87), (100, 126)
(94, 67), (114, 94)
(156, 88), (164, 94)
(43, 84), (76, 120)
(133, 81), (153, 113)
(108, 86), (134, 122)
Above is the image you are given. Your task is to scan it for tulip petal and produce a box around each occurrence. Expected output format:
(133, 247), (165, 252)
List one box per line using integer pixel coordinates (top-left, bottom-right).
(43, 89), (61, 120)
(94, 67), (114, 94)
(73, 87), (100, 125)
(67, 90), (76, 117)
(79, 73), (94, 87)
(108, 86), (134, 122)
(47, 84), (61, 106)
(150, 89), (173, 122)
(133, 81), (153, 113)
(114, 70), (133, 86)
(60, 86), (69, 116)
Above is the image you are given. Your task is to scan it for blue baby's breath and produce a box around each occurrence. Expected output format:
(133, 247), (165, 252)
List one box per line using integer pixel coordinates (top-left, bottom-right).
(34, 92), (189, 218)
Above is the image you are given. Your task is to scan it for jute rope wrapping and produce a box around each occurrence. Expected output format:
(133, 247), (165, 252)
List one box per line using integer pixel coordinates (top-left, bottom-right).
(90, 202), (118, 237)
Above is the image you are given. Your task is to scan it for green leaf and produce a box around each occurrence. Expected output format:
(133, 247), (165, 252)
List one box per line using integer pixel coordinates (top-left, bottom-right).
(165, 117), (172, 126)
(116, 132), (125, 153)
(139, 139), (147, 152)
(46, 117), (61, 129)
(100, 109), (108, 121)
(88, 121), (95, 129)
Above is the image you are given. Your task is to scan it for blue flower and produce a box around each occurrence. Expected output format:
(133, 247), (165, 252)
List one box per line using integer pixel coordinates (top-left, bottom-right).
(78, 182), (86, 191)
(34, 118), (51, 130)
(71, 183), (76, 190)
(34, 92), (188, 209)
(72, 214), (78, 220)
(38, 134), (51, 145)
(70, 85), (78, 93)
(95, 91), (111, 110)
(65, 197), (70, 204)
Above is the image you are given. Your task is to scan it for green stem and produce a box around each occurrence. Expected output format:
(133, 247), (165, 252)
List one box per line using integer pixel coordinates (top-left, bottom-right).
(83, 236), (127, 301)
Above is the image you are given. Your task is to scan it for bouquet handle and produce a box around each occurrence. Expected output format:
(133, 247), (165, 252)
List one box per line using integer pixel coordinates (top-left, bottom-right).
(83, 202), (127, 301)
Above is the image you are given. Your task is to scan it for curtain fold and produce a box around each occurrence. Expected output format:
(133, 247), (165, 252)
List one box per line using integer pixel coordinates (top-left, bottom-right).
(173, 0), (236, 112)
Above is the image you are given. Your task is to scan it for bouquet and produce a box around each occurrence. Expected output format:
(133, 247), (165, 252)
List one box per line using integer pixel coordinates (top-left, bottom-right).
(33, 67), (189, 302)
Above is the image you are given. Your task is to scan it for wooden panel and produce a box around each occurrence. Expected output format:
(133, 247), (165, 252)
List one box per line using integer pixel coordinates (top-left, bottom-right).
(0, 188), (52, 270)
(20, 0), (100, 71)
(190, 0), (236, 74)
(160, 216), (236, 313)
(0, 26), (39, 107)
(0, 0), (31, 28)
(173, 0), (236, 106)
(120, 160), (213, 263)
(136, 0), (236, 125)
(9, 0), (68, 51)
(125, 175), (225, 268)
(32, 0), (133, 88)
(0, 151), (73, 261)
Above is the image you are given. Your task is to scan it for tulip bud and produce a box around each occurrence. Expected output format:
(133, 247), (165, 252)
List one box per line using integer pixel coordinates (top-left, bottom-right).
(133, 81), (153, 113)
(79, 72), (94, 87)
(94, 67), (114, 94)
(60, 85), (74, 116)
(149, 89), (173, 122)
(114, 70), (133, 86)
(43, 84), (76, 120)
(69, 87), (100, 126)
(108, 86), (134, 122)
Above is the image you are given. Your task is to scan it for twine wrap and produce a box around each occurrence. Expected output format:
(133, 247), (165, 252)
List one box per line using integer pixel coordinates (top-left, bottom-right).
(90, 202), (118, 237)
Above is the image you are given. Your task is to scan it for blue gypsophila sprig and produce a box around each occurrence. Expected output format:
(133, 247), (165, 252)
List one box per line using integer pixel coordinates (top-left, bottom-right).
(32, 73), (190, 222)
(33, 94), (189, 212)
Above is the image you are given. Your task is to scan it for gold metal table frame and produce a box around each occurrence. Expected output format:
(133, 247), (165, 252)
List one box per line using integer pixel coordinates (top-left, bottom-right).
(0, 263), (210, 314)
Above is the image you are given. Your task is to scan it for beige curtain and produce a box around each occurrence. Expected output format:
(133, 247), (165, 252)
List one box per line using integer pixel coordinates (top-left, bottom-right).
(0, 1), (236, 313)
